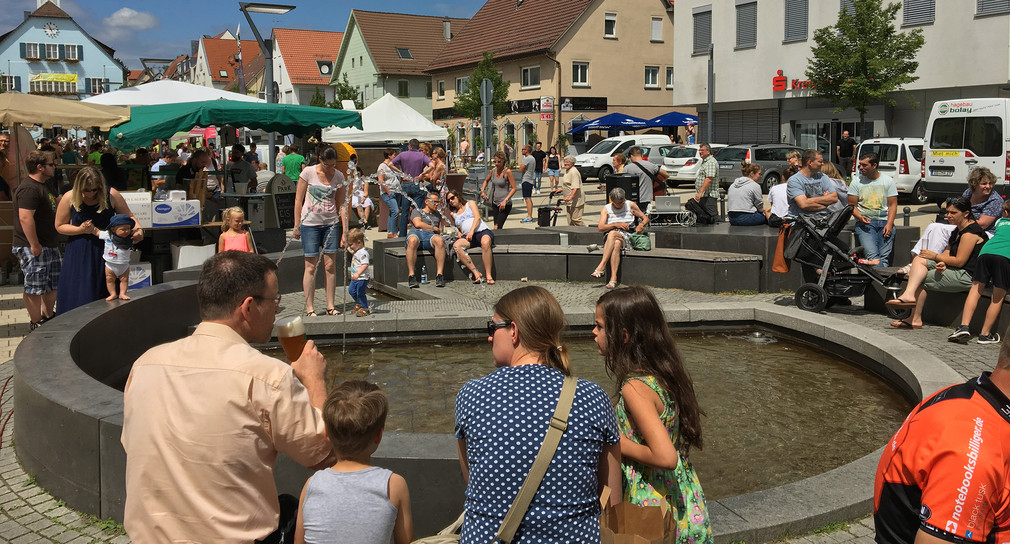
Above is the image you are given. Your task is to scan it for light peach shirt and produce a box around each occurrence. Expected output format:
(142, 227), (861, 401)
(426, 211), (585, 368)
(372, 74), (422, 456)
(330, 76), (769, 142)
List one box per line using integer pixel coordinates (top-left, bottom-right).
(121, 322), (332, 543)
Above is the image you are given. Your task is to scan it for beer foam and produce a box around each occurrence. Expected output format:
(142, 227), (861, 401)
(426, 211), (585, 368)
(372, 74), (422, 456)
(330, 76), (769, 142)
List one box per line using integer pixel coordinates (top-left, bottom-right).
(275, 316), (305, 337)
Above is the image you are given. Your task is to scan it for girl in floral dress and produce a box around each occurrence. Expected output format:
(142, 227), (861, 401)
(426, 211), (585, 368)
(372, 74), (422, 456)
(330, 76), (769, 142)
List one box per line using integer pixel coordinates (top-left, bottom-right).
(593, 286), (713, 544)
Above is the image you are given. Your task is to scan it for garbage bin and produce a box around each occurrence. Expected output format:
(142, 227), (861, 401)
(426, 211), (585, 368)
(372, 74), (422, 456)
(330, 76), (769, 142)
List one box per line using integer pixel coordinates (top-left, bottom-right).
(605, 173), (639, 204)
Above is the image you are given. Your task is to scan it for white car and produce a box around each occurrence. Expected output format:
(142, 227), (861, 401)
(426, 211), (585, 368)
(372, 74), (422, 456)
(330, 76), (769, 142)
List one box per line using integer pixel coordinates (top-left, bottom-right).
(661, 144), (727, 187)
(854, 137), (926, 203)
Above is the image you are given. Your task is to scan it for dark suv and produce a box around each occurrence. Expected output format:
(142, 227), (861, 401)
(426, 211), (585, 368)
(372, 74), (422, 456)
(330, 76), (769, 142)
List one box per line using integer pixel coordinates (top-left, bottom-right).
(714, 143), (802, 192)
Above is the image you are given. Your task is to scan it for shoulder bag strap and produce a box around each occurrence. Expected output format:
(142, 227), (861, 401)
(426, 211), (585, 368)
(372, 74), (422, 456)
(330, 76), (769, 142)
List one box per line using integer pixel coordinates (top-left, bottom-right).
(495, 375), (578, 544)
(632, 161), (661, 184)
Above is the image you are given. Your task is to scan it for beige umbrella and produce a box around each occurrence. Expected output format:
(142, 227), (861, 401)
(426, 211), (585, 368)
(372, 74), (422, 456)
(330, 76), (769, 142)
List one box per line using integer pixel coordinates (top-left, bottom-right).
(0, 92), (129, 132)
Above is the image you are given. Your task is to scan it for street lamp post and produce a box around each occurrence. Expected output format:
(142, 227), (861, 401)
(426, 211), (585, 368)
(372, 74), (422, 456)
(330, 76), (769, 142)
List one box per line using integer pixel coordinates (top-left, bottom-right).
(238, 2), (295, 172)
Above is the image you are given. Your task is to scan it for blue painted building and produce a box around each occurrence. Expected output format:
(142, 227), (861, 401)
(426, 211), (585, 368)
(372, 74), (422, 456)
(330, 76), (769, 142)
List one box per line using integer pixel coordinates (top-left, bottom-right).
(0, 1), (125, 99)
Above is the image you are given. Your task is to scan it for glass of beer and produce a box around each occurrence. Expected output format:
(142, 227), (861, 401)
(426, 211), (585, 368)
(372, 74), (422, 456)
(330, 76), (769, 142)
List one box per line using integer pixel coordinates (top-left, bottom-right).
(275, 315), (306, 362)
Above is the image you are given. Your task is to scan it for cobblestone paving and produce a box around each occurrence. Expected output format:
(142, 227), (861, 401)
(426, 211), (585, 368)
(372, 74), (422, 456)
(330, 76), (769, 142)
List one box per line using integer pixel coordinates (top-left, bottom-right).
(0, 274), (995, 542)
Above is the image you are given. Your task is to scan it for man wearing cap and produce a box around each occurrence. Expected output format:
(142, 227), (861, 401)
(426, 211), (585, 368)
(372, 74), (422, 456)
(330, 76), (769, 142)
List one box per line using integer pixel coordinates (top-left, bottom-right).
(13, 150), (60, 330)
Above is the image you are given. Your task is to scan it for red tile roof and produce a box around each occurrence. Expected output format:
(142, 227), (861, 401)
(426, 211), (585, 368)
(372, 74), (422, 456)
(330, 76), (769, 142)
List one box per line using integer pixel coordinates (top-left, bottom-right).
(273, 28), (343, 85)
(349, 10), (469, 77)
(427, 0), (593, 72)
(162, 54), (187, 79)
(128, 70), (143, 81)
(202, 38), (262, 84)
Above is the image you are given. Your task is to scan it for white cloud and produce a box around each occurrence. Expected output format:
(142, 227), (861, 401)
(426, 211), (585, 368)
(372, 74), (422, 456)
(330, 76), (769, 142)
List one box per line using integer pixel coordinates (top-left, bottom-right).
(102, 8), (159, 31)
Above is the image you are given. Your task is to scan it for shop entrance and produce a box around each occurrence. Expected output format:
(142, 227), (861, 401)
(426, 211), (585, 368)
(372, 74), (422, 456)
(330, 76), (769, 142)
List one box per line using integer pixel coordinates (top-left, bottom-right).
(794, 121), (872, 162)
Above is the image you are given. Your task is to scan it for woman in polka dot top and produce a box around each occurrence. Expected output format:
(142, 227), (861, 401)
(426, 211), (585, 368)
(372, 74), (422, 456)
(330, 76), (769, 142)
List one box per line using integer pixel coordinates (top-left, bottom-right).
(454, 286), (622, 543)
(594, 286), (713, 544)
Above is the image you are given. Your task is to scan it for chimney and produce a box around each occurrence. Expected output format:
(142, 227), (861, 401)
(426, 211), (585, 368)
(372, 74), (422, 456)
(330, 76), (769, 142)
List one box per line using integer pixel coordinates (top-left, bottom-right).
(443, 17), (451, 41)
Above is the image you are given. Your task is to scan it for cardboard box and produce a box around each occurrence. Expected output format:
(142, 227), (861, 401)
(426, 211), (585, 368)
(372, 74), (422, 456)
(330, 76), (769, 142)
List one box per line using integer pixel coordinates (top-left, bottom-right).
(121, 191), (152, 228)
(153, 201), (200, 227)
(128, 262), (152, 290)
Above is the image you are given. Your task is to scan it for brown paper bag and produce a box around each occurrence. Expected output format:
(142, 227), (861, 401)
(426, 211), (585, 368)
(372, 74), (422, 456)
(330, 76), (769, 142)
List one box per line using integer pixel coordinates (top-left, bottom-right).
(599, 487), (675, 544)
(772, 223), (792, 273)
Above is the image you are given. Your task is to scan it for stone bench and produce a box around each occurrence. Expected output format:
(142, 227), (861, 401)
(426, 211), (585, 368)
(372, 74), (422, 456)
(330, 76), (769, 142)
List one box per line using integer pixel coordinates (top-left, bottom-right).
(865, 281), (1010, 335)
(372, 237), (762, 293)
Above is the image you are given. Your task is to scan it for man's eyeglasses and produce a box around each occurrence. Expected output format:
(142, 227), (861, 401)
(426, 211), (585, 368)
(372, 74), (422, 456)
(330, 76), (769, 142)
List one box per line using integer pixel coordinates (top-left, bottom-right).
(253, 294), (282, 306)
(487, 320), (512, 336)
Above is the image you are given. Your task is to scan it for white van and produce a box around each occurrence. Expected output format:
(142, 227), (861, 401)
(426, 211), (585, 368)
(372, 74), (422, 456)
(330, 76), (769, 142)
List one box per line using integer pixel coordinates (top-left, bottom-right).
(922, 98), (1010, 201)
(573, 135), (673, 180)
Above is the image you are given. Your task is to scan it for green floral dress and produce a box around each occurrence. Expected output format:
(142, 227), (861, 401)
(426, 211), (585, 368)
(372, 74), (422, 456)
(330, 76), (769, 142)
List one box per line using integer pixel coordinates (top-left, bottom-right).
(616, 375), (713, 544)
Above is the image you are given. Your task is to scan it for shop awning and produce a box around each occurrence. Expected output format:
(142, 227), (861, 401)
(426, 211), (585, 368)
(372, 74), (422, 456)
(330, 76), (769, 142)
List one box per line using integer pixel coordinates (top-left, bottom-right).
(0, 92), (130, 131)
(567, 112), (649, 134)
(108, 100), (362, 151)
(647, 111), (698, 127)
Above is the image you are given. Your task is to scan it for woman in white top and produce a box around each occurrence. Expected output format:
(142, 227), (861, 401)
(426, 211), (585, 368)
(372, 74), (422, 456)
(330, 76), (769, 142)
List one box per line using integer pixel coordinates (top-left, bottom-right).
(446, 189), (495, 284)
(377, 149), (405, 239)
(293, 146), (349, 316)
(592, 187), (649, 289)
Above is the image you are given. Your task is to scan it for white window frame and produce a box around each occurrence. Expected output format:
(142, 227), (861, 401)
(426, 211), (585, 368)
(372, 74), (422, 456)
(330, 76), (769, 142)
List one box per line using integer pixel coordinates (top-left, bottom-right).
(604, 13), (617, 38)
(651, 17), (663, 42)
(0, 75), (14, 92)
(644, 66), (659, 88)
(31, 78), (77, 95)
(666, 67), (674, 89)
(437, 80), (445, 100)
(45, 43), (59, 60)
(365, 85), (372, 100)
(572, 62), (589, 87)
(25, 42), (40, 59)
(218, 70), (228, 78)
(456, 77), (469, 95)
(63, 44), (78, 61)
(520, 65), (540, 90)
(88, 77), (103, 94)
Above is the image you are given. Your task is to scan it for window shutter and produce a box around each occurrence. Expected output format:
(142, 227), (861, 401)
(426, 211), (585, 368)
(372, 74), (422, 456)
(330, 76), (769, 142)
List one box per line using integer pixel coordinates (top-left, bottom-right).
(976, 0), (1010, 16)
(784, 0), (809, 41)
(85, 78), (91, 93)
(78, 46), (83, 61)
(902, 0), (935, 24)
(736, 2), (757, 48)
(692, 7), (712, 55)
(840, 0), (856, 16)
(13, 77), (21, 92)
(19, 43), (26, 59)
(58, 44), (65, 59)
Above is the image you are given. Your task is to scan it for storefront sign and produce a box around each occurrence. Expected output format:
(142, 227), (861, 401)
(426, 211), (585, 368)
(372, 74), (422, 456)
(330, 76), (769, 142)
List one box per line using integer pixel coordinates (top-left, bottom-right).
(540, 96), (554, 112)
(559, 96), (608, 112)
(30, 73), (77, 83)
(541, 112), (553, 121)
(772, 70), (812, 92)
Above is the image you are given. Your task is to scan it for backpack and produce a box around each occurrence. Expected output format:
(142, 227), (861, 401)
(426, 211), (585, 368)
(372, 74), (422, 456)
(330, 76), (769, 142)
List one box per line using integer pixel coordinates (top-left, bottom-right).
(685, 197), (717, 225)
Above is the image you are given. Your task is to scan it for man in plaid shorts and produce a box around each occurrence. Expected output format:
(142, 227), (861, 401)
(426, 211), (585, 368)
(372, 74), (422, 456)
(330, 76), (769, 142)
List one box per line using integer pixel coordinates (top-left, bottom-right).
(13, 150), (60, 330)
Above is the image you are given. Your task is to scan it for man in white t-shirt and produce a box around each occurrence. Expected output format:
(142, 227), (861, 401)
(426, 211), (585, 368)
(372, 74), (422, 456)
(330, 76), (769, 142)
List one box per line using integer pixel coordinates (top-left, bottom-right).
(848, 151), (897, 267)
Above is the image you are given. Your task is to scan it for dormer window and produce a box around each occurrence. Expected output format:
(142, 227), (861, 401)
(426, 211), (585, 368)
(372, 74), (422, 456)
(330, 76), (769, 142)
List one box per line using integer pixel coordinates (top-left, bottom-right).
(396, 48), (413, 60)
(317, 61), (333, 76)
(219, 70), (228, 78)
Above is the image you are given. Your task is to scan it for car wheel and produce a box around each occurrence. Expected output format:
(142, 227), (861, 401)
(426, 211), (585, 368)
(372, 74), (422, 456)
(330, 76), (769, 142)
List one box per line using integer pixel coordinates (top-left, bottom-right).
(762, 172), (781, 193)
(912, 182), (928, 204)
(794, 283), (828, 313)
(597, 165), (613, 182)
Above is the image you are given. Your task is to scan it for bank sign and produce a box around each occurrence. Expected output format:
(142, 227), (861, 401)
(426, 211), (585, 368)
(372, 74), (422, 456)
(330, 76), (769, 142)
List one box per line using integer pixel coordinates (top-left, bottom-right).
(772, 70), (813, 91)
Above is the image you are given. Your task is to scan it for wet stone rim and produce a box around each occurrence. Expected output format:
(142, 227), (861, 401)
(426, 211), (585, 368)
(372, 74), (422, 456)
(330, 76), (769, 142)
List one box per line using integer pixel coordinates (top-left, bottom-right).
(12, 281), (962, 542)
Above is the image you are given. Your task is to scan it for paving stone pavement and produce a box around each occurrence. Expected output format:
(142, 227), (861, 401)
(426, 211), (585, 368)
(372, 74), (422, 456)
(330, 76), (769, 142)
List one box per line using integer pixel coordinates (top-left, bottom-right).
(0, 273), (996, 542)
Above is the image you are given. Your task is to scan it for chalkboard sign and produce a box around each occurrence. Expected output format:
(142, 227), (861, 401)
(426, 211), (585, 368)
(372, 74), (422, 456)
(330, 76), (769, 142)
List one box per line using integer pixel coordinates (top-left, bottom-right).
(274, 193), (297, 230)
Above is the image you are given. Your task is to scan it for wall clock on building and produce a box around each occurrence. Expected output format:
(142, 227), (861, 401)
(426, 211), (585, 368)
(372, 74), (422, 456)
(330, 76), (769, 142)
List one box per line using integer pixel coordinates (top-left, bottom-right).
(43, 22), (59, 38)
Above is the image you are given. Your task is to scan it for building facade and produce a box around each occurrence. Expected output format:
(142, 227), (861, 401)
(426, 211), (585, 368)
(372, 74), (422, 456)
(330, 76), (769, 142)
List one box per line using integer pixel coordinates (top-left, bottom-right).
(0, 1), (125, 99)
(428, 0), (679, 155)
(272, 28), (342, 106)
(673, 0), (1010, 156)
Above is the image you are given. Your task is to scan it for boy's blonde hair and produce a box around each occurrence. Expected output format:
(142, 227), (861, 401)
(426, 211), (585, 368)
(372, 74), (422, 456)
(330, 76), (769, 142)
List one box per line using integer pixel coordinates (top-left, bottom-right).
(347, 227), (365, 246)
(322, 380), (387, 456)
(221, 206), (244, 232)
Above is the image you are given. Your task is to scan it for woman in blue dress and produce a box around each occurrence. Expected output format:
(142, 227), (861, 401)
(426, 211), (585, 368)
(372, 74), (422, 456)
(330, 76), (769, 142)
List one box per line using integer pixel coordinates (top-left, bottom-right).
(454, 286), (621, 543)
(55, 167), (143, 315)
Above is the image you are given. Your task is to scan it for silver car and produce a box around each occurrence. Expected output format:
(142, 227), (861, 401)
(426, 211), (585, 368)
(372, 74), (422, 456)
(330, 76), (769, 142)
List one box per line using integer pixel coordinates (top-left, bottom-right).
(661, 144), (727, 187)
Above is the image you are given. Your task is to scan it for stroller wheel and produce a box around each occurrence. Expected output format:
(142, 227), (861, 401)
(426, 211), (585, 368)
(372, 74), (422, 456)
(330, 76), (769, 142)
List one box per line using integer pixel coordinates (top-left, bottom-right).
(886, 307), (912, 320)
(794, 283), (829, 313)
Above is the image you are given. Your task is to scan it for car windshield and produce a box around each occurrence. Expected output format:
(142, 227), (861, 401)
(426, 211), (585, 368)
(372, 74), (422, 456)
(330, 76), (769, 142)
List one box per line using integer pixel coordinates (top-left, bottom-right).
(586, 140), (621, 154)
(668, 148), (698, 159)
(716, 148), (748, 162)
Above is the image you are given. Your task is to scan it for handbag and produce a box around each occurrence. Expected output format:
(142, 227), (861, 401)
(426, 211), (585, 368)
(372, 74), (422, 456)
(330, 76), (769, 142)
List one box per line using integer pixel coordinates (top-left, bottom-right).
(411, 376), (578, 544)
(773, 223), (792, 273)
(628, 232), (652, 251)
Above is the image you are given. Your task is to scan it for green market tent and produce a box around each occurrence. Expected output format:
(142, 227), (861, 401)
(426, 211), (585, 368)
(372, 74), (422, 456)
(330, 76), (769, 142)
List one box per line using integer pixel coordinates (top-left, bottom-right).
(107, 100), (362, 151)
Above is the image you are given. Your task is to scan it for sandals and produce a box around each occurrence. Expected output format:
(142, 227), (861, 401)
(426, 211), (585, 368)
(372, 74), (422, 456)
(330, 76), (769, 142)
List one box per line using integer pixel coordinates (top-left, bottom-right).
(590, 269), (605, 278)
(486, 278), (495, 285)
(326, 308), (341, 316)
(896, 264), (911, 275)
(472, 272), (484, 284)
(890, 320), (921, 329)
(606, 281), (617, 289)
(885, 298), (916, 308)
(305, 310), (317, 317)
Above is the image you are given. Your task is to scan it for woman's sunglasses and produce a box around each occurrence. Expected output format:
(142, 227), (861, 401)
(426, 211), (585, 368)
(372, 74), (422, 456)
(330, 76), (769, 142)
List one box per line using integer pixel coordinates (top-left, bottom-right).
(487, 320), (511, 336)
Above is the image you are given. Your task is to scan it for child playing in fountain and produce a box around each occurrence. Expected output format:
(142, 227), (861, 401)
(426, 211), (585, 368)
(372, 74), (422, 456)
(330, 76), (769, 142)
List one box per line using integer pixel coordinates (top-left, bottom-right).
(294, 380), (414, 544)
(594, 286), (713, 544)
(347, 228), (370, 317)
(217, 206), (254, 253)
(101, 214), (135, 301)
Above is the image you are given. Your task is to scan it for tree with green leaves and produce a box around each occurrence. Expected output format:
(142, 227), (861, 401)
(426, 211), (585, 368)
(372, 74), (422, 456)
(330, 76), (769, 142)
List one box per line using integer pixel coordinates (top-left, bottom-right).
(805, 0), (924, 133)
(327, 73), (363, 109)
(309, 87), (327, 107)
(453, 51), (510, 120)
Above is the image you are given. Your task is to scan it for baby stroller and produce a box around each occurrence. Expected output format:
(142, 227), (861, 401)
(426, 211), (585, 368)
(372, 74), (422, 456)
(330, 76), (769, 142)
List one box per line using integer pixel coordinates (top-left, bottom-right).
(782, 205), (905, 312)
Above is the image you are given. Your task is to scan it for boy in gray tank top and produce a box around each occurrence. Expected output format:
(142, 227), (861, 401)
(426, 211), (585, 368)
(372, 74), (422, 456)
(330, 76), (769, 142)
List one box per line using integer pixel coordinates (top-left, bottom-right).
(295, 381), (414, 544)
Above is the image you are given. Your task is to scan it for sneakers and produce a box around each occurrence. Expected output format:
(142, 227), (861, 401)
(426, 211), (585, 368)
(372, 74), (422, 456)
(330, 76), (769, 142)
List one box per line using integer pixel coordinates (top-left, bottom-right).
(948, 325), (971, 342)
(978, 332), (1002, 345)
(408, 276), (419, 288)
(435, 274), (445, 287)
(520, 218), (534, 223)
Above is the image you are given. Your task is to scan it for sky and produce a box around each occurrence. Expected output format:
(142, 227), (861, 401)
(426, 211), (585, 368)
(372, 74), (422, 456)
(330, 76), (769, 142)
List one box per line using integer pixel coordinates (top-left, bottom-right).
(1, 0), (485, 70)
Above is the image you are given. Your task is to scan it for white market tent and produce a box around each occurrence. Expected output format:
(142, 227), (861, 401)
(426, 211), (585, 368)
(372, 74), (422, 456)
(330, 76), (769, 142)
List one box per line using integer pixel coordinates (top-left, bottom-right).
(321, 93), (447, 143)
(81, 79), (264, 106)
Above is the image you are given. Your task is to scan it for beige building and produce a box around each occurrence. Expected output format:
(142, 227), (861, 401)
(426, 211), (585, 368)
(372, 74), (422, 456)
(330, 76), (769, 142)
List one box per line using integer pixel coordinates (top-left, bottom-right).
(427, 0), (685, 155)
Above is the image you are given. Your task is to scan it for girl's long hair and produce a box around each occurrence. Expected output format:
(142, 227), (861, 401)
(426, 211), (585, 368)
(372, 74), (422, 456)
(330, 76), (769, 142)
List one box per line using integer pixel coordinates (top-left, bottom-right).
(494, 286), (570, 375)
(596, 286), (704, 453)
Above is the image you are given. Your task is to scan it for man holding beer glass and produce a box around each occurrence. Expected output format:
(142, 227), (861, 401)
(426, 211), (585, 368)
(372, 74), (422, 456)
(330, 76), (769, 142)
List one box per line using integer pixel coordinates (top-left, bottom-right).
(121, 251), (336, 543)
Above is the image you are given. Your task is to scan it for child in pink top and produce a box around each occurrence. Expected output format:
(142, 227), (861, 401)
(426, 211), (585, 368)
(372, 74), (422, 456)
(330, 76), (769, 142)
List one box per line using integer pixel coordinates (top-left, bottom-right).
(218, 206), (254, 253)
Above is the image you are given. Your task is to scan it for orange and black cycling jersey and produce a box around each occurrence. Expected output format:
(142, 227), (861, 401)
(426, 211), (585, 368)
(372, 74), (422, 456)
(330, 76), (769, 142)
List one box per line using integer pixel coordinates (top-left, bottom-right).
(874, 372), (1010, 544)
